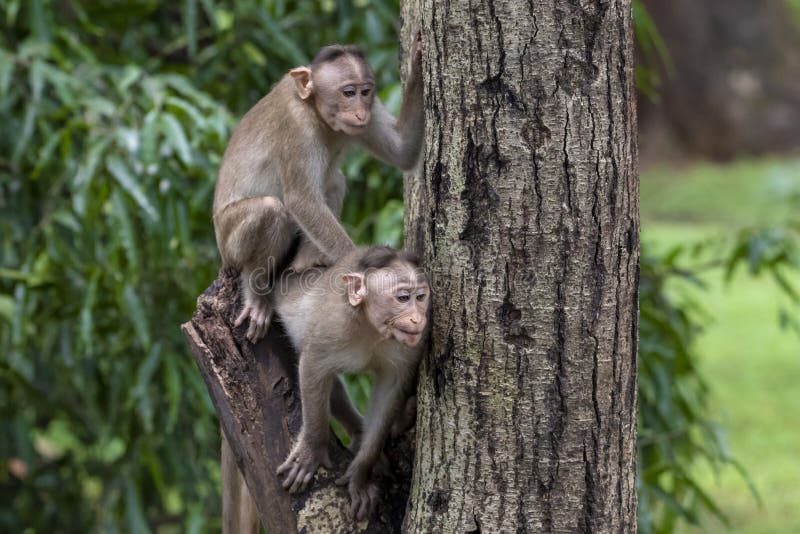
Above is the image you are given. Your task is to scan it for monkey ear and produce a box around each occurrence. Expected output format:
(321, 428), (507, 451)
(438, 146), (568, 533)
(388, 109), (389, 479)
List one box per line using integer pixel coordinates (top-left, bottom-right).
(289, 67), (314, 100)
(342, 273), (366, 307)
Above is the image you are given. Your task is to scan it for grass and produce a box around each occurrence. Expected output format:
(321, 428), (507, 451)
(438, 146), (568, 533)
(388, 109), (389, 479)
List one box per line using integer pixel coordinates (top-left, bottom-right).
(641, 157), (800, 533)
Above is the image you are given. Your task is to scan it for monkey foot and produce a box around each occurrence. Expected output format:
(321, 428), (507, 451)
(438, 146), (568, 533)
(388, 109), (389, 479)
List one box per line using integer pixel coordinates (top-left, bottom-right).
(335, 469), (380, 521)
(276, 442), (332, 494)
(234, 298), (273, 343)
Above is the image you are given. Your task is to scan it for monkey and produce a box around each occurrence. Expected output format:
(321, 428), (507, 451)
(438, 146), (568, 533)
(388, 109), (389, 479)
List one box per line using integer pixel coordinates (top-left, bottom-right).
(213, 36), (424, 344)
(274, 245), (430, 520)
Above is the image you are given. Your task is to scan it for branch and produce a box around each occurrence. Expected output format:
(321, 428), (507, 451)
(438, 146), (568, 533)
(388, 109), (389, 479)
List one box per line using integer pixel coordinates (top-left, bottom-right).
(181, 270), (413, 533)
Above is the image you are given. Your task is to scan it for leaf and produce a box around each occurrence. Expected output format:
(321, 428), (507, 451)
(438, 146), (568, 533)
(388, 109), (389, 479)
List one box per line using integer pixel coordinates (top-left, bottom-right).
(242, 42), (267, 67)
(131, 343), (162, 432)
(163, 353), (182, 432)
(124, 478), (152, 534)
(12, 61), (41, 166)
(160, 113), (193, 165)
(683, 475), (730, 525)
(184, 0), (198, 57)
(123, 284), (152, 349)
(79, 270), (99, 354)
(256, 11), (307, 65)
(162, 74), (217, 109)
(0, 294), (14, 323)
(118, 65), (142, 92)
(110, 190), (140, 266)
(186, 505), (204, 534)
(106, 155), (160, 222)
(139, 110), (160, 167)
(31, 126), (63, 179)
(0, 50), (14, 97)
(772, 269), (800, 303)
(164, 96), (206, 128)
(83, 96), (118, 117)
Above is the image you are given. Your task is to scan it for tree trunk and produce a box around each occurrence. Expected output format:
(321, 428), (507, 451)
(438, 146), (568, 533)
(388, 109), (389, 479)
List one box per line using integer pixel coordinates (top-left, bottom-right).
(401, 1), (639, 532)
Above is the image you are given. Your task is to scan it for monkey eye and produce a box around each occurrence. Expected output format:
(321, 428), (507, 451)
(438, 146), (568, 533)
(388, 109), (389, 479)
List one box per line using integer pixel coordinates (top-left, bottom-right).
(342, 86), (356, 97)
(416, 293), (426, 302)
(397, 293), (411, 303)
(361, 88), (371, 96)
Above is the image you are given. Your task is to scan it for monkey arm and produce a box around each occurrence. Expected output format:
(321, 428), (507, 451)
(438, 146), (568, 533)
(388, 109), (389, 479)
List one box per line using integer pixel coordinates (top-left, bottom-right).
(283, 183), (356, 264)
(357, 75), (424, 171)
(336, 369), (410, 520)
(340, 370), (409, 482)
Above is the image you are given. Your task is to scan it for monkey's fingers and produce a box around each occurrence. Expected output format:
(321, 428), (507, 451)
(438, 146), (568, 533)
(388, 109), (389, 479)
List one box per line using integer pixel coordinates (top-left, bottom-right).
(254, 309), (272, 341)
(348, 483), (378, 521)
(235, 302), (254, 328)
(334, 465), (354, 487)
(276, 456), (295, 476)
(289, 467), (312, 493)
(281, 462), (301, 490)
(246, 316), (260, 342)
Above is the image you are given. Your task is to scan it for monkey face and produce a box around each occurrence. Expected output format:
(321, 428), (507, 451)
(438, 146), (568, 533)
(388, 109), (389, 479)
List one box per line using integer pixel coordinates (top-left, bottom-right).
(365, 262), (430, 347)
(343, 261), (430, 347)
(310, 59), (375, 136)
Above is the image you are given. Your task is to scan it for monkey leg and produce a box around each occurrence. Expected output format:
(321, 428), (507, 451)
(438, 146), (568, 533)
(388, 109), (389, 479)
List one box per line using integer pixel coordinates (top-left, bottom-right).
(221, 431), (260, 534)
(277, 355), (335, 493)
(330, 376), (364, 448)
(214, 196), (296, 342)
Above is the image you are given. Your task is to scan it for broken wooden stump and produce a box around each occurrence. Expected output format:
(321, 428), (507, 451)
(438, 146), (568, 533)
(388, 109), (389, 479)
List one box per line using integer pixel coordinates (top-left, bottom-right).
(181, 270), (414, 533)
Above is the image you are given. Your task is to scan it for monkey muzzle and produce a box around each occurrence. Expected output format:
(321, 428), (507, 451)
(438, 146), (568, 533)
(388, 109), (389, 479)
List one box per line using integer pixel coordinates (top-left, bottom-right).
(388, 315), (426, 347)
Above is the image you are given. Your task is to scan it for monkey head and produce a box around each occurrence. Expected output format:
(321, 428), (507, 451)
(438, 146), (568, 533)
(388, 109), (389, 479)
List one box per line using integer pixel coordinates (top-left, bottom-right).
(290, 45), (376, 136)
(342, 248), (430, 347)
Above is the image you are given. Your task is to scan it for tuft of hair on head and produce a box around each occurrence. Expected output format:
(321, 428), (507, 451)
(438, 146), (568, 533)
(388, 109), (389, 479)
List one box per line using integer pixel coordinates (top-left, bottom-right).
(310, 44), (367, 70)
(357, 246), (421, 272)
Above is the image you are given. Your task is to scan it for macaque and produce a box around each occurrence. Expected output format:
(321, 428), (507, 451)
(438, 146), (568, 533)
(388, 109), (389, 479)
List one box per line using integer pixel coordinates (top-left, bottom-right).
(275, 246), (430, 520)
(213, 37), (424, 343)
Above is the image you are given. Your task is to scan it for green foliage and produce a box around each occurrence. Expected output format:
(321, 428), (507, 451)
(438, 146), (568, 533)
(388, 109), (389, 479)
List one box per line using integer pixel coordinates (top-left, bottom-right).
(638, 225), (800, 533)
(638, 245), (745, 533)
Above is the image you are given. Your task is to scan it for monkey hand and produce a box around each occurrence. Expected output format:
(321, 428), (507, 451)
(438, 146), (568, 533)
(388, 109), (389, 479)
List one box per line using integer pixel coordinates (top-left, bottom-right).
(288, 243), (329, 274)
(335, 463), (380, 521)
(276, 439), (333, 494)
(234, 294), (273, 343)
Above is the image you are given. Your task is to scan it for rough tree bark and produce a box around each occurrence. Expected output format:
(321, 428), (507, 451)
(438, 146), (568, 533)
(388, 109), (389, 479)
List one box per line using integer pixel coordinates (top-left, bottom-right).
(401, 1), (639, 532)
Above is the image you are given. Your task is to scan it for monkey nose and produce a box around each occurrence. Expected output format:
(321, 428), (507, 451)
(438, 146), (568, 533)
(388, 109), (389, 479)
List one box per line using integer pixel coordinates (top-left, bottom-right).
(410, 315), (419, 324)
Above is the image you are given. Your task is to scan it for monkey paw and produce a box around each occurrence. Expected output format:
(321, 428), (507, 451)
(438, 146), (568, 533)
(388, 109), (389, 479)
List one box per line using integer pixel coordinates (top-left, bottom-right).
(335, 465), (380, 521)
(276, 442), (332, 494)
(234, 297), (273, 343)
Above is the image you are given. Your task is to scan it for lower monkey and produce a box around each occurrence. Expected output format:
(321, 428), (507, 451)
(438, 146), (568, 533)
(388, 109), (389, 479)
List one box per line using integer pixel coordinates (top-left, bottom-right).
(275, 245), (430, 520)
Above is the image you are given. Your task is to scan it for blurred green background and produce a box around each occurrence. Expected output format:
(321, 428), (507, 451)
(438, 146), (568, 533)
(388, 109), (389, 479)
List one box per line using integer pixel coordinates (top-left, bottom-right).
(1, 1), (798, 532)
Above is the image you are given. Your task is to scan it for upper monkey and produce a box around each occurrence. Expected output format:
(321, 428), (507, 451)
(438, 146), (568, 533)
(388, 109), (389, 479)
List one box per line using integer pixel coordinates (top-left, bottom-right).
(213, 36), (424, 343)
